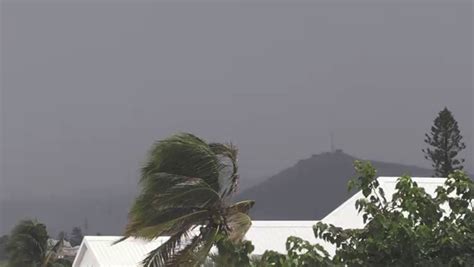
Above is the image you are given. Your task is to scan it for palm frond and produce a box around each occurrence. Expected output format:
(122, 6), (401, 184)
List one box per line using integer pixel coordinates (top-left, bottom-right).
(226, 212), (252, 243)
(139, 172), (192, 196)
(127, 174), (218, 234)
(125, 207), (198, 239)
(151, 177), (221, 211)
(141, 229), (193, 267)
(125, 175), (221, 240)
(166, 226), (220, 267)
(125, 210), (211, 240)
(6, 220), (49, 266)
(141, 133), (222, 192)
(226, 200), (255, 215)
(125, 133), (254, 266)
(127, 174), (193, 230)
(209, 142), (239, 197)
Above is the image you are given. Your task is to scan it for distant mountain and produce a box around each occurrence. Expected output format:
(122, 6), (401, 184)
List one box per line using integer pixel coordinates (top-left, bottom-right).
(236, 150), (439, 220)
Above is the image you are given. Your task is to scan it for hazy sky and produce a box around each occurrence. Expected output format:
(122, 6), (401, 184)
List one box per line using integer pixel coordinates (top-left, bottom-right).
(1, 0), (472, 199)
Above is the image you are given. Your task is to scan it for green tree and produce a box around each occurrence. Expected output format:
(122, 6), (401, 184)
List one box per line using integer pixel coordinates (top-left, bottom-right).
(211, 239), (255, 267)
(423, 107), (466, 177)
(6, 220), (48, 267)
(57, 232), (68, 242)
(255, 161), (473, 266)
(69, 227), (83, 247)
(314, 161), (474, 266)
(120, 133), (254, 267)
(0, 235), (8, 261)
(6, 220), (69, 267)
(257, 237), (332, 267)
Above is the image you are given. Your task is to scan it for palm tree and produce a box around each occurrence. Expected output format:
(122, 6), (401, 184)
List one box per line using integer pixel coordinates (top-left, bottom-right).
(120, 133), (255, 266)
(6, 220), (70, 267)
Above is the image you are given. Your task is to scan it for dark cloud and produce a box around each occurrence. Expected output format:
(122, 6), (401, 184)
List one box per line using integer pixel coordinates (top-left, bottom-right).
(1, 1), (472, 201)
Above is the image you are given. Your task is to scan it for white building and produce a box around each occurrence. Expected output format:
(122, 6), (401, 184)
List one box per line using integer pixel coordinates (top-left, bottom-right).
(72, 221), (318, 267)
(73, 177), (446, 267)
(72, 236), (168, 267)
(321, 177), (447, 229)
(48, 239), (80, 261)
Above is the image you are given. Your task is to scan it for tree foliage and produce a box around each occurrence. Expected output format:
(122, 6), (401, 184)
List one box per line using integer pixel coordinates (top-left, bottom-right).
(256, 237), (332, 267)
(69, 227), (83, 247)
(423, 107), (466, 177)
(314, 161), (474, 266)
(251, 161), (473, 266)
(211, 238), (255, 267)
(5, 219), (70, 267)
(0, 235), (9, 261)
(6, 220), (49, 267)
(120, 133), (254, 267)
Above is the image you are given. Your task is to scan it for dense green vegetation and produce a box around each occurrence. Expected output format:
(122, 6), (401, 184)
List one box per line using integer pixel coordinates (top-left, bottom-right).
(0, 236), (8, 261)
(5, 220), (71, 267)
(120, 133), (254, 266)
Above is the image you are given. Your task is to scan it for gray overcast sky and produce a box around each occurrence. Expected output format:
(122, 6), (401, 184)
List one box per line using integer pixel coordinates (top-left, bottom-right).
(1, 0), (473, 198)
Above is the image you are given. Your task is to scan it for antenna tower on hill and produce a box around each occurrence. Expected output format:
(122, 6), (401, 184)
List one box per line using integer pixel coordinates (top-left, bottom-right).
(330, 132), (335, 153)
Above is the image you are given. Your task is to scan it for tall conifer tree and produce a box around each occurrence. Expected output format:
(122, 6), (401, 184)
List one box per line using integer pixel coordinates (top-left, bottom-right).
(423, 107), (466, 177)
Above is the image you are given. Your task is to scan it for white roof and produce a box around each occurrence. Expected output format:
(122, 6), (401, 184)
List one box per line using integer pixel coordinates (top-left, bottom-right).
(72, 221), (318, 266)
(244, 221), (317, 255)
(322, 177), (446, 229)
(72, 236), (168, 267)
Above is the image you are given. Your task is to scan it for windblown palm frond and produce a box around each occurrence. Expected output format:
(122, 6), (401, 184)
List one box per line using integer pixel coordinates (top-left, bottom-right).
(142, 229), (192, 267)
(6, 220), (48, 267)
(226, 200), (255, 215)
(144, 226), (221, 267)
(6, 219), (70, 267)
(141, 133), (222, 191)
(226, 212), (252, 243)
(121, 133), (255, 266)
(208, 142), (239, 197)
